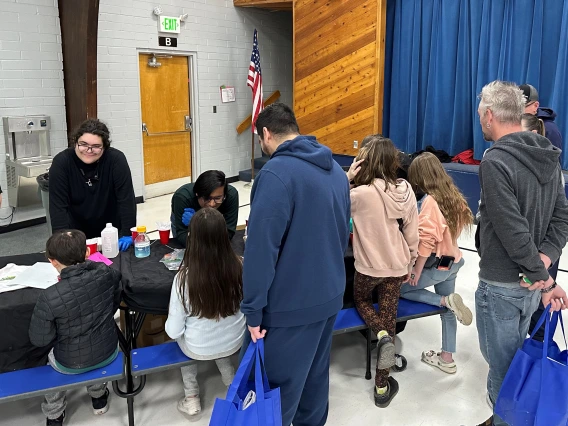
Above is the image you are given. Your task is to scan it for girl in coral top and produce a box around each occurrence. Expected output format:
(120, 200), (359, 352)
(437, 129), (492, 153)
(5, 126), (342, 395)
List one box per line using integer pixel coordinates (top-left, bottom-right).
(350, 135), (419, 408)
(401, 152), (474, 374)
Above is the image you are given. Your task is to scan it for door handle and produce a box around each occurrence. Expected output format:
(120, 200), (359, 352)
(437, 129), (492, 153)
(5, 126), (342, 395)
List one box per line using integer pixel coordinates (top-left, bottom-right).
(185, 116), (192, 132)
(141, 122), (190, 137)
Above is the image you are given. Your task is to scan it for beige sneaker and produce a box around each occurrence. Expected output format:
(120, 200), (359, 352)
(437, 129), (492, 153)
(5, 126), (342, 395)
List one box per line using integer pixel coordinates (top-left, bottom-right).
(421, 350), (457, 374)
(446, 293), (473, 326)
(177, 395), (201, 416)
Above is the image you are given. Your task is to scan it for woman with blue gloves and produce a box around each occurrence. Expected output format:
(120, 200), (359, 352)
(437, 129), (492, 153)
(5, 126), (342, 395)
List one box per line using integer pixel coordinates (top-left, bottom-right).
(49, 119), (136, 251)
(170, 170), (239, 247)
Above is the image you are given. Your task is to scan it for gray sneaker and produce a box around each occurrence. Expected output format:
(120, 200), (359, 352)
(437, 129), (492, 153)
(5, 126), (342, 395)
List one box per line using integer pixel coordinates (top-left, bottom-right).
(376, 335), (396, 370)
(446, 293), (473, 326)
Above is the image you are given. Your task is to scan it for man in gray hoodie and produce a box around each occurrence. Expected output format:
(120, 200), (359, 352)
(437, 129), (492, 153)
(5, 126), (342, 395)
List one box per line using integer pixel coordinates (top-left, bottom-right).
(475, 81), (568, 426)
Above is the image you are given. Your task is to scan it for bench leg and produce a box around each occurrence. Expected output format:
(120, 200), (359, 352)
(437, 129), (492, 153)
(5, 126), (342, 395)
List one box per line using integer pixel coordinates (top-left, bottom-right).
(111, 309), (148, 426)
(365, 328), (372, 380)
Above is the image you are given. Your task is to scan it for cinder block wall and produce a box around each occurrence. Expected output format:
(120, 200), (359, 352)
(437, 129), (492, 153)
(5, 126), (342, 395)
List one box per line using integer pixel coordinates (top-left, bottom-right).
(97, 1), (293, 196)
(0, 0), (67, 223)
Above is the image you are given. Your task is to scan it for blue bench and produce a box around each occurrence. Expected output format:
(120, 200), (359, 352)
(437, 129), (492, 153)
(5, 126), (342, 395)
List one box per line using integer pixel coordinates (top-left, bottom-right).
(334, 299), (445, 379)
(131, 299), (444, 380)
(131, 341), (192, 376)
(0, 352), (124, 404)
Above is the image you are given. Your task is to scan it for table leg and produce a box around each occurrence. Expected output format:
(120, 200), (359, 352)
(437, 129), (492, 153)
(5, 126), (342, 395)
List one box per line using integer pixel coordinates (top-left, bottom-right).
(365, 328), (372, 380)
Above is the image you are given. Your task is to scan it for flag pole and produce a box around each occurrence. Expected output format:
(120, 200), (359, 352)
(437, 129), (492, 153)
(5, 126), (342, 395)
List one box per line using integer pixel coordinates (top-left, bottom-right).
(250, 132), (255, 182)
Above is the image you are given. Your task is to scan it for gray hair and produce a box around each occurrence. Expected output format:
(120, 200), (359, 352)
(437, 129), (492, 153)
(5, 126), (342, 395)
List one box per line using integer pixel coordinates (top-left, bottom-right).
(478, 81), (525, 124)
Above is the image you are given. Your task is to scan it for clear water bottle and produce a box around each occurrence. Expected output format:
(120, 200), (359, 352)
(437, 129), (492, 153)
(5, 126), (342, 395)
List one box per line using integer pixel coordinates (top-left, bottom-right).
(134, 225), (151, 258)
(101, 223), (119, 259)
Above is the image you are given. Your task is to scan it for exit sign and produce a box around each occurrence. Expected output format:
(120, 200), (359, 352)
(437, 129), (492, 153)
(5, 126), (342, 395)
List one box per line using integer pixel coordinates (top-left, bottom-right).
(159, 16), (181, 34)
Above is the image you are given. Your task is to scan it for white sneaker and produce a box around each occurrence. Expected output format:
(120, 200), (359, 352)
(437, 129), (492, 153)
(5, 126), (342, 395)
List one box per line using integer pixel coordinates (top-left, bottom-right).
(177, 395), (201, 416)
(421, 350), (457, 374)
(446, 293), (473, 326)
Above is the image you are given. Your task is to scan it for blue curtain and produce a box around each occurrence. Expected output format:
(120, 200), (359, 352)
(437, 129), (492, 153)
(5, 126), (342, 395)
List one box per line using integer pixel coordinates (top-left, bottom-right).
(383, 0), (568, 168)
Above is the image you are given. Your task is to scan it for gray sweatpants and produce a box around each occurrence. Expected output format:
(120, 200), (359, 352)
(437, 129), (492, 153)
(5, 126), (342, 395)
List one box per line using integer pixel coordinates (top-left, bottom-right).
(43, 350), (108, 420)
(180, 357), (234, 397)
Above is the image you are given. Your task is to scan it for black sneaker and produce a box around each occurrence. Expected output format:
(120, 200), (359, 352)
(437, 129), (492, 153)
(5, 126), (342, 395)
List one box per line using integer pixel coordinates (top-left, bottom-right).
(46, 412), (64, 426)
(392, 354), (407, 372)
(92, 388), (110, 415)
(374, 376), (399, 408)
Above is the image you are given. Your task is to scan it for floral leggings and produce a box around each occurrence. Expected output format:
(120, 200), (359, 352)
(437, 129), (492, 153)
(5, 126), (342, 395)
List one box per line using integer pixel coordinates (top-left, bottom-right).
(354, 271), (406, 388)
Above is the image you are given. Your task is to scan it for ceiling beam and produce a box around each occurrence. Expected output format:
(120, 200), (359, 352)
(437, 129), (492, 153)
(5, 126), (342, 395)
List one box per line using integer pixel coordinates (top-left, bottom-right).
(233, 0), (292, 11)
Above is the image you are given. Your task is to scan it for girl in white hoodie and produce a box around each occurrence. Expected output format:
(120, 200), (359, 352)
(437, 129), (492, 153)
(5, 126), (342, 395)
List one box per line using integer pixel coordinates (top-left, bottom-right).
(165, 208), (245, 416)
(350, 135), (419, 408)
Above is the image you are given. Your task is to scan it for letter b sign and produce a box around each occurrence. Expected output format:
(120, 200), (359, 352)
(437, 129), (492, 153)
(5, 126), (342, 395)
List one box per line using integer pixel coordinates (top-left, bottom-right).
(158, 37), (178, 47)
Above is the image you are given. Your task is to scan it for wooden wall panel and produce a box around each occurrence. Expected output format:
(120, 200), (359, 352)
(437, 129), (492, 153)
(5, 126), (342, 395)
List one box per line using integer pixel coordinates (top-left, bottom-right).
(294, 0), (387, 155)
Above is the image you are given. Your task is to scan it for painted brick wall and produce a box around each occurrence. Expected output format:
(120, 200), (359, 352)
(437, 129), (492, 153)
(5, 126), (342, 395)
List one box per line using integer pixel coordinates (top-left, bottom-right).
(97, 0), (293, 196)
(0, 0), (68, 224)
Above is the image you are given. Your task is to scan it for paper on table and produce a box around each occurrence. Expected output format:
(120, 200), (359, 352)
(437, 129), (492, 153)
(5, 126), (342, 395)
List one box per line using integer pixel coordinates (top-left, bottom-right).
(0, 263), (30, 294)
(8, 262), (59, 290)
(88, 252), (113, 266)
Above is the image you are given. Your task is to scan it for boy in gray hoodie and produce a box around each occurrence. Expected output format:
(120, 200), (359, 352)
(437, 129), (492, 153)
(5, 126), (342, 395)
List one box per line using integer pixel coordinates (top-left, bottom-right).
(475, 81), (568, 426)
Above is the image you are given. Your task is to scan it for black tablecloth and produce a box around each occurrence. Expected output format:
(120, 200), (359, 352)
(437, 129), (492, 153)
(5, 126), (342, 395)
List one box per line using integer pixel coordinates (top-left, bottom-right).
(0, 229), (357, 372)
(0, 253), (51, 373)
(117, 229), (356, 315)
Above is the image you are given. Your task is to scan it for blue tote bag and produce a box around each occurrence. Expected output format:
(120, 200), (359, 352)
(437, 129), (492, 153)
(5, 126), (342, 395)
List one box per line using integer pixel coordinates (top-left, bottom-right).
(495, 304), (568, 426)
(209, 339), (282, 426)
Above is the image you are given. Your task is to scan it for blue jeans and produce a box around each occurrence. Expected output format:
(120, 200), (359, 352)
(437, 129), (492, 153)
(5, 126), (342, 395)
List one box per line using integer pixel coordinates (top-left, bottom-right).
(475, 281), (541, 426)
(400, 258), (464, 353)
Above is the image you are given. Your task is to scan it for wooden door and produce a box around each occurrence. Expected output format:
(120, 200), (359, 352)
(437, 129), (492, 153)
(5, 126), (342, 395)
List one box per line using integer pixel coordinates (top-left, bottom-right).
(139, 54), (191, 185)
(294, 0), (387, 155)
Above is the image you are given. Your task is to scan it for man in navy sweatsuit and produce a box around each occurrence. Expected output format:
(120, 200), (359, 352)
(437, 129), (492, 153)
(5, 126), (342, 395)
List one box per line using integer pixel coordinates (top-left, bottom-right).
(241, 103), (350, 426)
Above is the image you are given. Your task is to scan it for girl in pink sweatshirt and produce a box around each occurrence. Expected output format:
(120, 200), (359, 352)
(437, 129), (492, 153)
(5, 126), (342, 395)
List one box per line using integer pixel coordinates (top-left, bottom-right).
(350, 135), (419, 408)
(401, 152), (474, 374)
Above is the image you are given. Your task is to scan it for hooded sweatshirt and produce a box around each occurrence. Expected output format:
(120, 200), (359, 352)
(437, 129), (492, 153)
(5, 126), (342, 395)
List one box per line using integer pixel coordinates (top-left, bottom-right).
(537, 107), (563, 151)
(417, 195), (463, 262)
(351, 179), (419, 278)
(478, 131), (568, 285)
(241, 135), (351, 328)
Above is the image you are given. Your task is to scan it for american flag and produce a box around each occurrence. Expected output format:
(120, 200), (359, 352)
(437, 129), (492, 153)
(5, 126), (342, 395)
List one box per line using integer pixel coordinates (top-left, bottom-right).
(247, 29), (263, 134)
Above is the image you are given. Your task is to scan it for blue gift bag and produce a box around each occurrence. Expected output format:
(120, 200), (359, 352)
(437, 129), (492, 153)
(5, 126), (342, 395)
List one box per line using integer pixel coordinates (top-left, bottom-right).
(209, 339), (282, 426)
(495, 304), (568, 426)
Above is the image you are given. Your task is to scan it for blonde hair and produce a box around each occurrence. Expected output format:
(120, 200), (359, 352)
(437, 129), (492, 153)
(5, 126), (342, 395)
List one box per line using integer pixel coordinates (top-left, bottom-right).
(353, 135), (400, 190)
(408, 153), (473, 241)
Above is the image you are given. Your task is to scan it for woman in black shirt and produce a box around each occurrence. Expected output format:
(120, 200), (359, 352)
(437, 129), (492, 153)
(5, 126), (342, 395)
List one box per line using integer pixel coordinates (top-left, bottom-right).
(49, 119), (136, 250)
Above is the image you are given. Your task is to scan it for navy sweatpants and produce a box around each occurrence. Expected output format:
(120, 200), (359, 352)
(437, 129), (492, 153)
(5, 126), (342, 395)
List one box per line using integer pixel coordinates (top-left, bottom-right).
(240, 314), (337, 426)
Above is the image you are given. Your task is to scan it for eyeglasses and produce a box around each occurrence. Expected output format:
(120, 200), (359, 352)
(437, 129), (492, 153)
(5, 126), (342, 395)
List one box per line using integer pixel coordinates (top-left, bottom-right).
(77, 142), (103, 153)
(202, 195), (226, 204)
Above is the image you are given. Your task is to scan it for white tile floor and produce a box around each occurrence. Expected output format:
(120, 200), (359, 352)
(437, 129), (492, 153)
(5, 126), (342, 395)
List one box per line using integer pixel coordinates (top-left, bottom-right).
(2, 182), (567, 426)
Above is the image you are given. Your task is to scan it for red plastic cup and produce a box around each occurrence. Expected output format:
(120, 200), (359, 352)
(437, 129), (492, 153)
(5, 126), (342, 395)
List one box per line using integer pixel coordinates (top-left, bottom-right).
(131, 227), (138, 241)
(159, 229), (170, 245)
(87, 240), (98, 256)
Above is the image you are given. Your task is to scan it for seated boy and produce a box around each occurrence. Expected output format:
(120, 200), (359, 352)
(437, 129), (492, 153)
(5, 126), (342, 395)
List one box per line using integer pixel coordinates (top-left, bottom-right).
(28, 230), (122, 426)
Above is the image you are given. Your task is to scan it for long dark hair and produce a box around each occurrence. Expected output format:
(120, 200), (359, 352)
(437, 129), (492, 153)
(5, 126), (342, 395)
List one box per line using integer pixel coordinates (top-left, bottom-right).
(177, 208), (242, 320)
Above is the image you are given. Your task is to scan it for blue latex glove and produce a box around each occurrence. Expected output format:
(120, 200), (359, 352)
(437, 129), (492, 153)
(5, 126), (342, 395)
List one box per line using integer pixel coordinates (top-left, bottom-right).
(119, 236), (133, 252)
(181, 208), (195, 227)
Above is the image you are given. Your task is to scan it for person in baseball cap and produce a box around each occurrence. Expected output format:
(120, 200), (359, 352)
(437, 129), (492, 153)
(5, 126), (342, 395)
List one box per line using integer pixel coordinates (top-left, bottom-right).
(519, 83), (563, 150)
